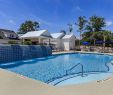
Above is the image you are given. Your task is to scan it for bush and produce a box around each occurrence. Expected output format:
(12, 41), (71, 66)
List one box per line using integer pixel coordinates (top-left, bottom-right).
(8, 40), (18, 44)
(22, 41), (32, 45)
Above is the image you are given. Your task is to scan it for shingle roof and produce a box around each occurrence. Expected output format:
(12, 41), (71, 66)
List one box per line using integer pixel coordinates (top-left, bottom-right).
(0, 29), (19, 39)
(0, 29), (14, 33)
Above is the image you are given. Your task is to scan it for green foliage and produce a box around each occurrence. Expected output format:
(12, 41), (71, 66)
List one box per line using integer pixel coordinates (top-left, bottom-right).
(75, 16), (87, 39)
(86, 15), (106, 32)
(76, 16), (87, 32)
(82, 30), (113, 46)
(68, 24), (73, 33)
(18, 20), (40, 34)
(8, 41), (18, 44)
(60, 30), (66, 34)
(75, 15), (112, 46)
(22, 41), (32, 45)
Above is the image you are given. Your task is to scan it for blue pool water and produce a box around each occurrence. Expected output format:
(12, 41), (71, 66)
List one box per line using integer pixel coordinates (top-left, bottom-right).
(0, 53), (113, 86)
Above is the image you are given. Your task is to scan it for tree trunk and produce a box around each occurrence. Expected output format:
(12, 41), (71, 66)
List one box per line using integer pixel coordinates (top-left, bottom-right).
(79, 32), (82, 49)
(94, 39), (95, 46)
(103, 36), (106, 52)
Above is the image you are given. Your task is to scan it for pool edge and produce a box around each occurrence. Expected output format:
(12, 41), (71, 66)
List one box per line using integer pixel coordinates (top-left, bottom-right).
(1, 51), (113, 95)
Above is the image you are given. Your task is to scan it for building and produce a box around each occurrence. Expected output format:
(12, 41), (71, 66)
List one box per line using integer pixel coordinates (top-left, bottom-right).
(62, 34), (76, 51)
(0, 29), (19, 44)
(44, 32), (65, 50)
(20, 29), (77, 51)
(44, 32), (76, 51)
(20, 30), (52, 45)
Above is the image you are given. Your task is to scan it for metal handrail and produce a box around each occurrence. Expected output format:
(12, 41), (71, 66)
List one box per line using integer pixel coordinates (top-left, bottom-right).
(105, 62), (110, 72)
(66, 63), (84, 77)
(47, 62), (110, 84)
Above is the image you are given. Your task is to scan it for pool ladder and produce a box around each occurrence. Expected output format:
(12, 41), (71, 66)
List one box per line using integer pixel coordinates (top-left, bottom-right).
(66, 63), (84, 77)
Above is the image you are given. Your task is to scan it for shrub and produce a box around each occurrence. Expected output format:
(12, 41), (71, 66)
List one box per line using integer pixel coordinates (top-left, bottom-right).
(22, 41), (32, 45)
(8, 40), (18, 44)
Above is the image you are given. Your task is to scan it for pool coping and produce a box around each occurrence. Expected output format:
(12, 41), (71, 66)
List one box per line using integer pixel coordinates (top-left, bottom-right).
(1, 51), (113, 95)
(53, 50), (113, 56)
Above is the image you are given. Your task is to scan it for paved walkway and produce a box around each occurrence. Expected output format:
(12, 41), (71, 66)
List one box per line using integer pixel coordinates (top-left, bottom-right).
(0, 68), (113, 95)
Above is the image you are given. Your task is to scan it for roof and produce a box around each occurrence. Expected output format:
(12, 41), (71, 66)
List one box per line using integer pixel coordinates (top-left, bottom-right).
(0, 29), (15, 33)
(20, 30), (52, 39)
(0, 29), (19, 39)
(51, 33), (65, 39)
(62, 33), (76, 39)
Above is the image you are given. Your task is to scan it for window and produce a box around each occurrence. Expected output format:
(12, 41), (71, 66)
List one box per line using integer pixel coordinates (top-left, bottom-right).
(0, 36), (3, 39)
(10, 34), (14, 38)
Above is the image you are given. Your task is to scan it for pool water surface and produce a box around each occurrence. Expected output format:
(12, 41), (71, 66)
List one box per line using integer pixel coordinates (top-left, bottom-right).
(0, 53), (113, 86)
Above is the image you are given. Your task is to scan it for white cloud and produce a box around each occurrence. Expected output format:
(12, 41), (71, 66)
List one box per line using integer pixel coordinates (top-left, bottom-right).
(8, 20), (16, 25)
(106, 21), (113, 26)
(76, 6), (82, 11)
(71, 5), (83, 13)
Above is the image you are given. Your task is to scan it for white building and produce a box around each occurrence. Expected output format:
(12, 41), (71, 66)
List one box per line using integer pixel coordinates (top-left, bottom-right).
(44, 32), (76, 51)
(20, 30), (52, 45)
(20, 30), (76, 51)
(49, 32), (65, 50)
(62, 34), (76, 51)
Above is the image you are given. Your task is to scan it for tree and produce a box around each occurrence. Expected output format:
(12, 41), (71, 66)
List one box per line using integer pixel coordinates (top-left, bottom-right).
(85, 15), (106, 46)
(60, 30), (66, 34)
(67, 24), (73, 34)
(75, 16), (87, 48)
(75, 16), (87, 40)
(18, 20), (40, 34)
(82, 30), (113, 46)
(86, 15), (106, 32)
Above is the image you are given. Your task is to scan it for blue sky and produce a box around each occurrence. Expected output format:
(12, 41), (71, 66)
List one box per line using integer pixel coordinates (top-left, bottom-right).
(0, 0), (113, 36)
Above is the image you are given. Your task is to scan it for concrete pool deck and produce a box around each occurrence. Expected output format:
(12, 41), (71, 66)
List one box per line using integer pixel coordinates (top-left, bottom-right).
(0, 51), (113, 95)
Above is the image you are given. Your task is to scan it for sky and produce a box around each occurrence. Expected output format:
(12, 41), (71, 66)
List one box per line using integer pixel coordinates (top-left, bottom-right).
(0, 0), (113, 36)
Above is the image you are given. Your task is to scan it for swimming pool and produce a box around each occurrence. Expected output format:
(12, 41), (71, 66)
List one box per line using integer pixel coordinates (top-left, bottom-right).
(0, 53), (113, 86)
